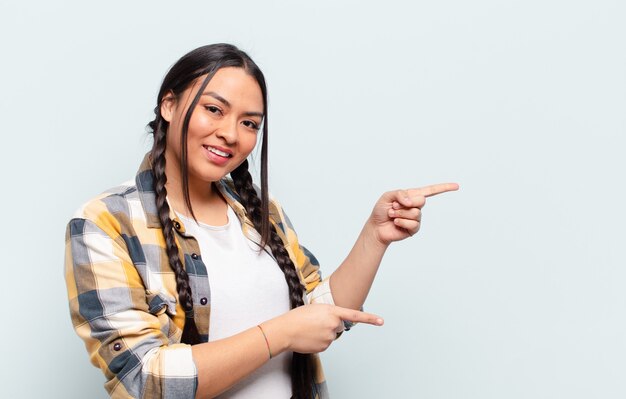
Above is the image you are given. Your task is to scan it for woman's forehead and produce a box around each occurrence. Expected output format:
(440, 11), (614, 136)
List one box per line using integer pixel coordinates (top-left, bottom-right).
(189, 68), (264, 109)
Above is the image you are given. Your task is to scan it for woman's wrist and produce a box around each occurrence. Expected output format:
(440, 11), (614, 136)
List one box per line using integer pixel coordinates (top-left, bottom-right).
(362, 220), (391, 251)
(256, 325), (273, 359)
(259, 317), (291, 356)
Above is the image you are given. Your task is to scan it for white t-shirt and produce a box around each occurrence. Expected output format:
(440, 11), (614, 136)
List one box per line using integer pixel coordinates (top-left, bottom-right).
(179, 205), (292, 398)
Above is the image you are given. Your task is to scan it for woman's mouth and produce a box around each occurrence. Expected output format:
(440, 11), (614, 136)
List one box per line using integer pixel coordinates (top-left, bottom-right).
(204, 145), (232, 158)
(202, 145), (233, 166)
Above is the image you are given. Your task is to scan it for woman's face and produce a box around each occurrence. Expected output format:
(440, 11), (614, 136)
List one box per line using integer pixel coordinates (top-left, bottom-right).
(162, 67), (264, 186)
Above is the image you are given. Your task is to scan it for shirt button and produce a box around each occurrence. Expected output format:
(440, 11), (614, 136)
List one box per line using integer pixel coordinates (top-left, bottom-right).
(113, 343), (122, 351)
(191, 253), (199, 260)
(200, 297), (208, 305)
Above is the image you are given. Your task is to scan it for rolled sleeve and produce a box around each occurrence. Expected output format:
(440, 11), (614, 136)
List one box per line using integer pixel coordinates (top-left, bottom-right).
(306, 278), (334, 305)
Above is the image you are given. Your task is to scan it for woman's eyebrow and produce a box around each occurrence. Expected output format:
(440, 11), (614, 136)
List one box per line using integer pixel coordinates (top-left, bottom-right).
(202, 90), (264, 118)
(243, 111), (264, 118)
(202, 91), (230, 107)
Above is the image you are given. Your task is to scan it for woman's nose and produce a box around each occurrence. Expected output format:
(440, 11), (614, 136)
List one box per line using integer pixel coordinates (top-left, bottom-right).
(215, 119), (238, 144)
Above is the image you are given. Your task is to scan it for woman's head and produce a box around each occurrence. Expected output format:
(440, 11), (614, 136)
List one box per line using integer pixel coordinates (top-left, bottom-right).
(161, 67), (263, 187)
(149, 43), (269, 218)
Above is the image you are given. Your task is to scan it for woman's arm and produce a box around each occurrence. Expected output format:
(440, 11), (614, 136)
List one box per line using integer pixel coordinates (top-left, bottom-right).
(329, 183), (459, 310)
(191, 304), (383, 399)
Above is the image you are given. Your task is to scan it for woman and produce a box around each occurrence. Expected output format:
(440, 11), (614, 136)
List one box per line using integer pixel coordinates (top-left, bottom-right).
(64, 43), (458, 399)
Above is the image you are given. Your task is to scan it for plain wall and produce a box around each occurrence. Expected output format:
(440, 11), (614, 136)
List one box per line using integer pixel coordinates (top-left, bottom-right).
(1, 0), (624, 397)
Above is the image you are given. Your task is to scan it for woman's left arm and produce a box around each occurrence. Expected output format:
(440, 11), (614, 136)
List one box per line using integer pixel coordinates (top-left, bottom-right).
(329, 183), (459, 310)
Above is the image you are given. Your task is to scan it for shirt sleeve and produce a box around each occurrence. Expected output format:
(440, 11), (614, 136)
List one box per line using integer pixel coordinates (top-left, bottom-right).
(65, 217), (197, 398)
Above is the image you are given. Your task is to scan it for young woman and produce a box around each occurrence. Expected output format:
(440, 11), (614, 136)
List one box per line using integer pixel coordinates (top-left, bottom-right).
(64, 43), (458, 399)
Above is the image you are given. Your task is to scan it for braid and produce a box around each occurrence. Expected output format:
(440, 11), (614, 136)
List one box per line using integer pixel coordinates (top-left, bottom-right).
(150, 118), (201, 345)
(231, 160), (318, 399)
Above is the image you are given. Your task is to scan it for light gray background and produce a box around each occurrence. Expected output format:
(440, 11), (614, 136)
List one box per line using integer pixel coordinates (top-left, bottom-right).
(1, 0), (624, 398)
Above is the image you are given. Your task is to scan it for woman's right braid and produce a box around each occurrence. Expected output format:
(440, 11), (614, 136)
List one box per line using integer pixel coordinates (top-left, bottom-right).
(231, 161), (317, 399)
(151, 120), (201, 345)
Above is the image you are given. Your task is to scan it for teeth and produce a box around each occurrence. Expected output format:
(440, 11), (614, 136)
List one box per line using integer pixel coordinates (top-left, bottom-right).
(208, 146), (230, 157)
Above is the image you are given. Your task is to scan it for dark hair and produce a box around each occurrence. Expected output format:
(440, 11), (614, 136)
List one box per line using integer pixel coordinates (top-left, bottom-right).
(147, 43), (317, 399)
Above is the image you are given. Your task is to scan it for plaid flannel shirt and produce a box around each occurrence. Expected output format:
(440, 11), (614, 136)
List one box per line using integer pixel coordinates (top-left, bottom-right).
(65, 154), (333, 398)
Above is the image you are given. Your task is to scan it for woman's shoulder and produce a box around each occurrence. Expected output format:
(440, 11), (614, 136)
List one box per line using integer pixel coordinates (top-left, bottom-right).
(70, 179), (142, 223)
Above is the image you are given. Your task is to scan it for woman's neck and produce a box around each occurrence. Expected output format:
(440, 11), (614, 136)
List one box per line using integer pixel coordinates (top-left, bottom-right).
(165, 172), (229, 227)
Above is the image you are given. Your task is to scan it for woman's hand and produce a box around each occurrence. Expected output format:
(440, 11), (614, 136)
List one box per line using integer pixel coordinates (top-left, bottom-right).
(368, 183), (459, 246)
(261, 304), (383, 355)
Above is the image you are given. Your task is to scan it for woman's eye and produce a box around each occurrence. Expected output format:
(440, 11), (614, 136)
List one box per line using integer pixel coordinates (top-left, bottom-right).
(243, 120), (259, 131)
(205, 105), (222, 115)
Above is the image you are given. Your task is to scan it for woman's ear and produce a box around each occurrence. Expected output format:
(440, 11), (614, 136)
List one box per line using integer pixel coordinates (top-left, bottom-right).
(160, 92), (176, 123)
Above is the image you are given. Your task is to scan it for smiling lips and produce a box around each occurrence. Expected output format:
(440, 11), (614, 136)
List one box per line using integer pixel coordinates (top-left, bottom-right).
(206, 145), (232, 157)
(202, 145), (233, 166)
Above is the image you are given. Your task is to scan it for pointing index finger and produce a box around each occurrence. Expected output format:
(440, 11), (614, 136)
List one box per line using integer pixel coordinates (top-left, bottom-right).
(334, 307), (384, 326)
(408, 183), (459, 198)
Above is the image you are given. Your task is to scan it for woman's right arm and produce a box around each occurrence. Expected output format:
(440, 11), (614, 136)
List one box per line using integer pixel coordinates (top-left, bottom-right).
(66, 217), (381, 399)
(191, 303), (382, 398)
